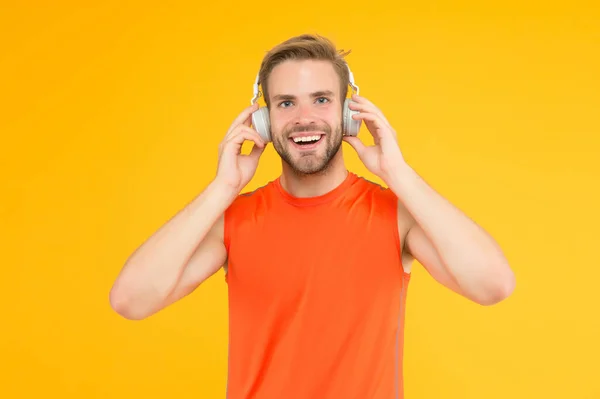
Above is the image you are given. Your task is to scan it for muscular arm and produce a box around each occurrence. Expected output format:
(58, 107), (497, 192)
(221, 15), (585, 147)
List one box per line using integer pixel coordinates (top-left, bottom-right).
(159, 215), (227, 310)
(342, 94), (514, 305)
(109, 181), (236, 320)
(397, 205), (466, 297)
(392, 163), (515, 306)
(109, 101), (266, 320)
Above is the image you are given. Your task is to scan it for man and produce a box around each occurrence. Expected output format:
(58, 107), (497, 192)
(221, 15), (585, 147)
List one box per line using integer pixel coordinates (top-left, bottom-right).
(110, 34), (515, 398)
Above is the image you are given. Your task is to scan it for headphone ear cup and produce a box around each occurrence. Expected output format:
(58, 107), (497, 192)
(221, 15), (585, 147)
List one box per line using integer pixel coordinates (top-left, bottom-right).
(343, 98), (361, 137)
(251, 107), (271, 142)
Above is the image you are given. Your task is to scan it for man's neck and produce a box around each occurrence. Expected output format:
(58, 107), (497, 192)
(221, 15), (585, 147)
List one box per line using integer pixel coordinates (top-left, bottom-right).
(279, 153), (348, 198)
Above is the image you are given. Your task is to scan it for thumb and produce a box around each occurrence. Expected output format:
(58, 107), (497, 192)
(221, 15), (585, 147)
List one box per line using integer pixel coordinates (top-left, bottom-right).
(343, 136), (367, 157)
(247, 142), (266, 161)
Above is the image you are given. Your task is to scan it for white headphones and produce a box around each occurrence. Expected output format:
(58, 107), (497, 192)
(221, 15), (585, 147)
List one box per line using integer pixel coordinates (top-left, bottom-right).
(250, 64), (362, 142)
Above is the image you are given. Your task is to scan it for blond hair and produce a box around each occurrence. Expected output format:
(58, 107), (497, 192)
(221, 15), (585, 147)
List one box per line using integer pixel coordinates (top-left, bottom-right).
(257, 34), (352, 108)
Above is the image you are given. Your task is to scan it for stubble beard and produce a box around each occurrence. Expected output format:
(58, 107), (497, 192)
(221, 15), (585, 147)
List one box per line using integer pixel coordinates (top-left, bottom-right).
(272, 122), (343, 176)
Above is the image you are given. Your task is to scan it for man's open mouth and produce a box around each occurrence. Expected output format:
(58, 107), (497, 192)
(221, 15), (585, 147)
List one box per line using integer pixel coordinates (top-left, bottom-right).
(290, 134), (324, 146)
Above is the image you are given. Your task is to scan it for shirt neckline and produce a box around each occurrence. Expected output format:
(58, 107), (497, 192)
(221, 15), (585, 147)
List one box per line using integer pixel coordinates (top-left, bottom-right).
(274, 171), (358, 207)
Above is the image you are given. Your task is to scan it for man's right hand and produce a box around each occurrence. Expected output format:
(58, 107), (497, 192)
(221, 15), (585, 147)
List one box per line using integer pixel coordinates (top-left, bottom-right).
(109, 103), (269, 321)
(215, 103), (267, 193)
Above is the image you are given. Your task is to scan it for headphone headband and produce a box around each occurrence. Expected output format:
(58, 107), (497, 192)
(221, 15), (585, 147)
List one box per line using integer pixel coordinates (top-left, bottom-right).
(251, 63), (358, 105)
(251, 73), (261, 105)
(347, 64), (359, 95)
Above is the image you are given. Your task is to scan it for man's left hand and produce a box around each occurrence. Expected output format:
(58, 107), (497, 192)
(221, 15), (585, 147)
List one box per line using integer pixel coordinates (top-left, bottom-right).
(343, 94), (406, 184)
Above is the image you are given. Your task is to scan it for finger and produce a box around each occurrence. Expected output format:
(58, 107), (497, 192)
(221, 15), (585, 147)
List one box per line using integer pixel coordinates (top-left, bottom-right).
(228, 129), (265, 149)
(224, 127), (266, 152)
(220, 132), (257, 157)
(343, 136), (367, 157)
(242, 113), (253, 127)
(239, 126), (266, 147)
(225, 124), (266, 147)
(349, 100), (390, 127)
(220, 128), (263, 156)
(351, 112), (389, 138)
(227, 103), (260, 134)
(246, 142), (266, 161)
(349, 95), (390, 126)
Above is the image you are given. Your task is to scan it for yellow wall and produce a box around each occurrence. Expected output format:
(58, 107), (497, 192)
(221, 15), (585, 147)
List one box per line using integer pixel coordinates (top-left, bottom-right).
(2, 2), (599, 398)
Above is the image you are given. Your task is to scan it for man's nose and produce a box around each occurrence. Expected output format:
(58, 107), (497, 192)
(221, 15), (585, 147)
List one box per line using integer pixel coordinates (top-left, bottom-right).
(293, 103), (316, 125)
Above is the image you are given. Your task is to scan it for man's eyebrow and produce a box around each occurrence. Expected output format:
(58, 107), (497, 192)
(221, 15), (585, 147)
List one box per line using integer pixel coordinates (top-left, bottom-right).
(272, 90), (335, 101)
(310, 90), (334, 98)
(272, 94), (295, 101)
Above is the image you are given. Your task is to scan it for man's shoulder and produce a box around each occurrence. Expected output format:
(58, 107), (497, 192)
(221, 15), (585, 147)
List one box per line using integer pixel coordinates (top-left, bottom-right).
(227, 180), (276, 211)
(239, 179), (275, 197)
(351, 173), (398, 203)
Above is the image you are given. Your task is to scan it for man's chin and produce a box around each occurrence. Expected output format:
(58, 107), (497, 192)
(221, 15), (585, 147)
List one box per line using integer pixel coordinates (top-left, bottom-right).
(274, 137), (341, 175)
(287, 157), (330, 175)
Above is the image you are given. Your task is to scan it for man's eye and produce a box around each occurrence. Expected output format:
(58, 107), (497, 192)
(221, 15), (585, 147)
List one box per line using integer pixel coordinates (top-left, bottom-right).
(279, 101), (293, 108)
(316, 97), (329, 104)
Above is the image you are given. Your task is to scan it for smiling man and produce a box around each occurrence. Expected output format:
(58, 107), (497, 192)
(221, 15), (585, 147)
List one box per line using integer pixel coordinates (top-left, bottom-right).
(268, 62), (343, 176)
(109, 34), (516, 399)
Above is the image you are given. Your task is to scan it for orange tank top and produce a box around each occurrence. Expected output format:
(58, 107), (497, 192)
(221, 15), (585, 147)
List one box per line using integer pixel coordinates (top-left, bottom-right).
(223, 171), (411, 399)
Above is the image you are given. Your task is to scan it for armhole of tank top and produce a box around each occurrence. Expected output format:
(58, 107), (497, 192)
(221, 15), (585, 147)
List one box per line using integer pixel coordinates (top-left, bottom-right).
(223, 206), (231, 252)
(223, 205), (233, 280)
(389, 189), (411, 278)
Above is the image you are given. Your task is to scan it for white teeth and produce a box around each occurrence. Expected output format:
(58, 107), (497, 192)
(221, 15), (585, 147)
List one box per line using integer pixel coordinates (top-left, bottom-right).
(293, 135), (321, 143)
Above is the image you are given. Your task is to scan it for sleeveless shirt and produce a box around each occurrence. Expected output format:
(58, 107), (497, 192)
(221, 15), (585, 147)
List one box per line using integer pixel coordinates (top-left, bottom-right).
(223, 171), (411, 399)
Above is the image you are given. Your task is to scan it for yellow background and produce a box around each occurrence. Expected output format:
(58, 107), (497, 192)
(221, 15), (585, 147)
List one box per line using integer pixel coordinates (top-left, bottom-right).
(2, 1), (599, 398)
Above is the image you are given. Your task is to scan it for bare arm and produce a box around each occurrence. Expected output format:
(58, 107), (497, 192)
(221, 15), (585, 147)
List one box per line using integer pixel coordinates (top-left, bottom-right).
(392, 163), (515, 306)
(109, 181), (236, 320)
(109, 102), (266, 320)
(343, 94), (514, 306)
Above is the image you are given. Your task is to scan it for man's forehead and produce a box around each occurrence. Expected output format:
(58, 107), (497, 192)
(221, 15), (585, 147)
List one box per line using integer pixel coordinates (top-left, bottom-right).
(267, 60), (340, 96)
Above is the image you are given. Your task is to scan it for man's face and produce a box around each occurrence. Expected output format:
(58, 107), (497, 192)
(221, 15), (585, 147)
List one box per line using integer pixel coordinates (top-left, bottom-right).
(267, 60), (344, 175)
